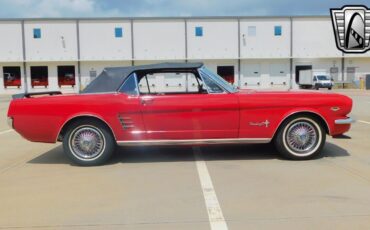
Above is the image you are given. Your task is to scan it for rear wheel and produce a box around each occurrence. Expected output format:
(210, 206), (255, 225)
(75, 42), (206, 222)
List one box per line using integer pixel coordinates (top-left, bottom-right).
(63, 119), (115, 166)
(274, 116), (325, 160)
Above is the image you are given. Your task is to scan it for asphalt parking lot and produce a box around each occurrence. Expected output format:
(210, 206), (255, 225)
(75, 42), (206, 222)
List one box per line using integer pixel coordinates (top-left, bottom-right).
(1, 90), (370, 229)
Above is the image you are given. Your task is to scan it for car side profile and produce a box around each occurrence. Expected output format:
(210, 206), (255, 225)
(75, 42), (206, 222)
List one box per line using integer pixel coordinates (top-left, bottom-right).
(7, 63), (353, 166)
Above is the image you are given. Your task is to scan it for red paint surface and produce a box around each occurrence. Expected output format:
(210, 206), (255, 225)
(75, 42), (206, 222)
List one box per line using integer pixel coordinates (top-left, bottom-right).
(7, 89), (353, 143)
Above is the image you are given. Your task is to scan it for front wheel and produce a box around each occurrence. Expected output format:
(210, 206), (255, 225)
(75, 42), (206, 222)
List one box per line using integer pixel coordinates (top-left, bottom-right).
(274, 116), (326, 160)
(63, 119), (115, 166)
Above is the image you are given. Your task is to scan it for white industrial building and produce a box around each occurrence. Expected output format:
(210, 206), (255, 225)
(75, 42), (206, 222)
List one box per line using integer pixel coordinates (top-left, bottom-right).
(0, 16), (369, 94)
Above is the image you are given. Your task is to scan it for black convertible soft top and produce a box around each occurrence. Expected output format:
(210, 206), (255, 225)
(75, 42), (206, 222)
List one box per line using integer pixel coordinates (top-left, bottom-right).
(82, 62), (203, 94)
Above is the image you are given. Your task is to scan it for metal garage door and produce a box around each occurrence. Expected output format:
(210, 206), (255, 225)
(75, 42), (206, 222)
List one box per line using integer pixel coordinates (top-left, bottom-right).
(366, 74), (370, 90)
(269, 63), (289, 89)
(240, 64), (261, 88)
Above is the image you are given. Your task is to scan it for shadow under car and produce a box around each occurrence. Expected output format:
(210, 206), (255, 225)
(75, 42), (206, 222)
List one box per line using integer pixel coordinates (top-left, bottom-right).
(27, 142), (349, 166)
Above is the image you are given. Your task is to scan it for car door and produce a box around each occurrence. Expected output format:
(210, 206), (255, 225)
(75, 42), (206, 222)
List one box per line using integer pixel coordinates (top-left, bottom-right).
(116, 73), (147, 141)
(137, 70), (239, 140)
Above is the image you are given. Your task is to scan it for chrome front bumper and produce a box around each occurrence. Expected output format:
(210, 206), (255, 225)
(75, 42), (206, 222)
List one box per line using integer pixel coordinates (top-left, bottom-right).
(335, 117), (355, 125)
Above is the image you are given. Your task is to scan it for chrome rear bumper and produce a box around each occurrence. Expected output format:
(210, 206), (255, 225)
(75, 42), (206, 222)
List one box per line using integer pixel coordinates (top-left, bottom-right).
(335, 117), (355, 125)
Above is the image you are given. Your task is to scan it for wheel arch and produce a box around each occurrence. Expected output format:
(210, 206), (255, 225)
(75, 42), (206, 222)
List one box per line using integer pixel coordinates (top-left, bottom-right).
(272, 111), (330, 140)
(57, 115), (116, 142)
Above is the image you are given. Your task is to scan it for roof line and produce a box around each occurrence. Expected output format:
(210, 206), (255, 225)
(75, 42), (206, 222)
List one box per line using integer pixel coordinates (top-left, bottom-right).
(0, 15), (330, 21)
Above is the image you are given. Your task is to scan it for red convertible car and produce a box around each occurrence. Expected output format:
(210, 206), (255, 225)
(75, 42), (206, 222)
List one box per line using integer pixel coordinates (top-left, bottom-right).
(7, 63), (353, 166)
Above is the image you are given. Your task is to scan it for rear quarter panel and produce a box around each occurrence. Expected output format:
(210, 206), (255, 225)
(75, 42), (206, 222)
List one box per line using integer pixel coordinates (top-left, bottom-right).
(8, 93), (140, 143)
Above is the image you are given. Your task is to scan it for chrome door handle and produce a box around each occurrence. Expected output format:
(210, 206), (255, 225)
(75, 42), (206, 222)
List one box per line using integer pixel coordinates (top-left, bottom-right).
(140, 98), (154, 105)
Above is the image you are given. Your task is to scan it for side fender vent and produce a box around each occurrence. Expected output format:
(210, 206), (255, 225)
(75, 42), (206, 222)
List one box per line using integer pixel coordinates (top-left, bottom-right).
(118, 114), (134, 130)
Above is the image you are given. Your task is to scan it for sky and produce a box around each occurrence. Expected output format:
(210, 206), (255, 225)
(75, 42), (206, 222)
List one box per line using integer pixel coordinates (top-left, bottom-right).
(0, 0), (368, 18)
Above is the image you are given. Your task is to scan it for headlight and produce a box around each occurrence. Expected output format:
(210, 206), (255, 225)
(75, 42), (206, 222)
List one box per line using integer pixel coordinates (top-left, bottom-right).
(7, 117), (13, 129)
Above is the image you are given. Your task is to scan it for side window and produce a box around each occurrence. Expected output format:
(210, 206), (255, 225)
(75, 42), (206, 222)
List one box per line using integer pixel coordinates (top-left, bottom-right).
(138, 72), (202, 94)
(138, 75), (150, 94)
(187, 73), (201, 92)
(119, 74), (139, 96)
(200, 72), (224, 93)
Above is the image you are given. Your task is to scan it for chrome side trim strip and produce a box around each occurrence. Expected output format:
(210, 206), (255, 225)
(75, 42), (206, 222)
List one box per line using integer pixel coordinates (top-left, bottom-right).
(117, 138), (271, 146)
(335, 117), (355, 125)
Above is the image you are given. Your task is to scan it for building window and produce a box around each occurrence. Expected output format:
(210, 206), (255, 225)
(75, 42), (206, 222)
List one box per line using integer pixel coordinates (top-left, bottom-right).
(195, 26), (203, 37)
(30, 66), (48, 88)
(115, 27), (123, 38)
(33, 28), (41, 39)
(274, 26), (282, 36)
(58, 66), (75, 87)
(248, 26), (256, 36)
(3, 66), (21, 88)
(217, 66), (235, 84)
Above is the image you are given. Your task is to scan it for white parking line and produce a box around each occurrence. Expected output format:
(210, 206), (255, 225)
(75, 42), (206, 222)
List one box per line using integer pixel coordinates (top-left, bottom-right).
(0, 129), (13, 135)
(358, 120), (370, 125)
(193, 147), (228, 230)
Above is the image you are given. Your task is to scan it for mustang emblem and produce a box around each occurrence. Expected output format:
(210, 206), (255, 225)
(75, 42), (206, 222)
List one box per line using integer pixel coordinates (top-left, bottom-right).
(249, 120), (270, 128)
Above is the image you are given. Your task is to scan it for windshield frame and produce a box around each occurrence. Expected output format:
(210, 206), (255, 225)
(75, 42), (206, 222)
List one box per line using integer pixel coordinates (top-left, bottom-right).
(198, 66), (238, 93)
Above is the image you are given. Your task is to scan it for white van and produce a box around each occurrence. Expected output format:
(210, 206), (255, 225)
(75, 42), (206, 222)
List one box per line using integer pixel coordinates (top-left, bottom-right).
(312, 75), (333, 90)
(299, 70), (333, 90)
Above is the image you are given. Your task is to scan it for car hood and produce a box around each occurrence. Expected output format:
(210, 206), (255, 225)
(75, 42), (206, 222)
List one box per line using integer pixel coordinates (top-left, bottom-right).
(237, 89), (332, 95)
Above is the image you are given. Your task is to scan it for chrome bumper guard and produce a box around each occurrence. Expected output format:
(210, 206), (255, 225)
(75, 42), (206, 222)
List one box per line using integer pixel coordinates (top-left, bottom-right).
(334, 117), (355, 125)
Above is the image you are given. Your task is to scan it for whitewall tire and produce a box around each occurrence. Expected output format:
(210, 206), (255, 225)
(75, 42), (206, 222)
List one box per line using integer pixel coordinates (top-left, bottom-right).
(63, 119), (115, 166)
(274, 116), (326, 160)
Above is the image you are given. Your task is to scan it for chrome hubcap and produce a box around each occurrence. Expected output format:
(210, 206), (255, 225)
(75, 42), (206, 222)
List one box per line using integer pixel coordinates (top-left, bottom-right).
(286, 121), (318, 153)
(70, 127), (105, 160)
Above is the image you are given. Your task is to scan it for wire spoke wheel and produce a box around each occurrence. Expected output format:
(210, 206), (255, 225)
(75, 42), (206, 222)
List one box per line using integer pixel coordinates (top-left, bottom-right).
(69, 126), (106, 160)
(285, 121), (318, 154)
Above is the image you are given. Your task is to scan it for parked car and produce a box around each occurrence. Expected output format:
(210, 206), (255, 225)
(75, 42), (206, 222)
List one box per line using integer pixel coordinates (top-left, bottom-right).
(299, 69), (334, 90)
(4, 73), (21, 88)
(7, 63), (353, 166)
(58, 73), (76, 87)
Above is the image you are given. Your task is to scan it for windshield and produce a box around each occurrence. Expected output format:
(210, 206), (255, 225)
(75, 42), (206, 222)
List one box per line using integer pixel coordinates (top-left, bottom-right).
(316, 75), (329, 80)
(199, 67), (238, 93)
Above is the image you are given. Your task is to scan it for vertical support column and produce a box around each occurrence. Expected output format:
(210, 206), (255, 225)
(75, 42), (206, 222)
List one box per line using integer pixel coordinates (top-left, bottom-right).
(131, 19), (135, 66)
(76, 19), (82, 92)
(237, 18), (241, 88)
(341, 52), (345, 88)
(184, 18), (189, 92)
(21, 20), (28, 93)
(185, 18), (188, 63)
(289, 17), (293, 90)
